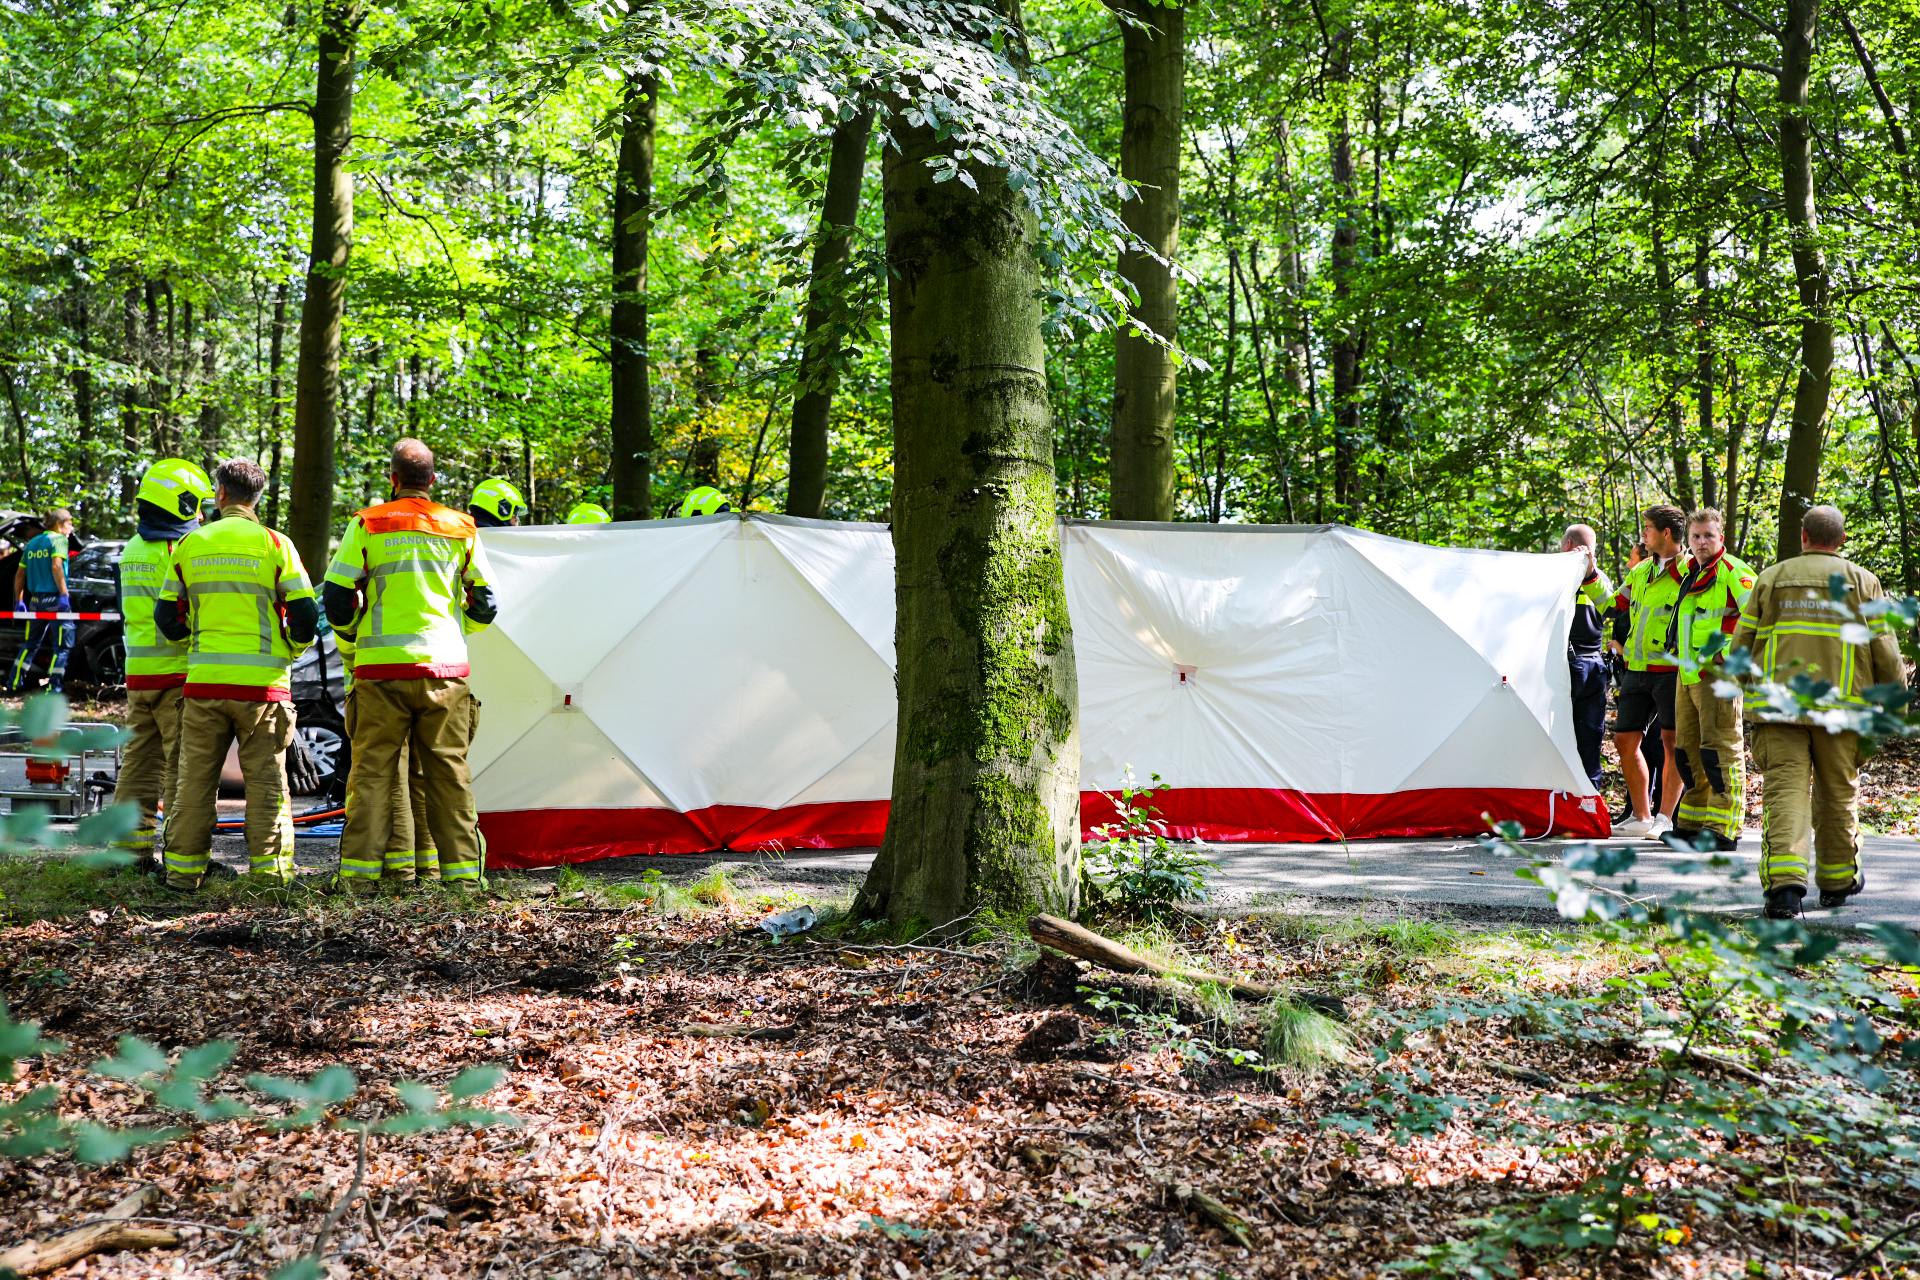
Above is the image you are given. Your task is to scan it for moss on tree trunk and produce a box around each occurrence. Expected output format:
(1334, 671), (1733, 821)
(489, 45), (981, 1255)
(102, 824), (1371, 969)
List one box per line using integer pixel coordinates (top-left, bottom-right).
(856, 111), (1080, 930)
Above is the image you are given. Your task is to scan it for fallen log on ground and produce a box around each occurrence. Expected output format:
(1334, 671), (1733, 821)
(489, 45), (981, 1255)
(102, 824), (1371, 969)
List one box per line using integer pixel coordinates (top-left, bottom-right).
(1028, 914), (1346, 1020)
(0, 1186), (178, 1277)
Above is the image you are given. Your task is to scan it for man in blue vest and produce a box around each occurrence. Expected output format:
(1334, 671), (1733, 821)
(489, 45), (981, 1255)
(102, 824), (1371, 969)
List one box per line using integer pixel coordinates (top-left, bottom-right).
(9, 508), (77, 694)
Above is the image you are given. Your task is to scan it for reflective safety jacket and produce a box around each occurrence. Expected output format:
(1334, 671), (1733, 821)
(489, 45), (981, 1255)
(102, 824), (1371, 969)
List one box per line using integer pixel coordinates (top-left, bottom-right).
(120, 534), (188, 690)
(1730, 551), (1905, 716)
(162, 507), (315, 700)
(1611, 554), (1689, 672)
(1570, 569), (1614, 654)
(1667, 550), (1757, 685)
(324, 490), (493, 680)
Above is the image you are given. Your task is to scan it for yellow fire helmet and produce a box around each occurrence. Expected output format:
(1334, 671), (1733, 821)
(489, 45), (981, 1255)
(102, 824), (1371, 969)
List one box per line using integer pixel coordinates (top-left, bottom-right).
(566, 502), (613, 525)
(676, 486), (732, 518)
(136, 459), (214, 520)
(470, 477), (530, 525)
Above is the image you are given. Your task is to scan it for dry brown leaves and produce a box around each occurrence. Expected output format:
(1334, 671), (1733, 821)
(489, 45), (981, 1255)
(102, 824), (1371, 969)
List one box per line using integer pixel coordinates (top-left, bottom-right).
(0, 898), (1876, 1279)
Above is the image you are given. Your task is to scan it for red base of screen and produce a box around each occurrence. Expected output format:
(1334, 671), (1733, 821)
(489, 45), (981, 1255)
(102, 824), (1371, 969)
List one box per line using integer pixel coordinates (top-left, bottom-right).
(480, 787), (1609, 869)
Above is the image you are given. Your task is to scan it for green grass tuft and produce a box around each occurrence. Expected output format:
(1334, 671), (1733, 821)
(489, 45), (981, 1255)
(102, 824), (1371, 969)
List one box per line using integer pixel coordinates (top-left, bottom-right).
(1374, 919), (1463, 956)
(1261, 997), (1355, 1070)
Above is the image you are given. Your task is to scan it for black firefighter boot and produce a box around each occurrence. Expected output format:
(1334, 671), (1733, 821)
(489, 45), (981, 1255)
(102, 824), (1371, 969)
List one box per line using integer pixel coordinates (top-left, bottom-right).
(1819, 875), (1866, 910)
(1764, 884), (1805, 920)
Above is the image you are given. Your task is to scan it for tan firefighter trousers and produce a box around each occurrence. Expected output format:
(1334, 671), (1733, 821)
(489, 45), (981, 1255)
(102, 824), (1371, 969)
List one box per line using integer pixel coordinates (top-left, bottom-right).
(162, 698), (297, 889)
(339, 677), (482, 887)
(112, 686), (184, 852)
(1751, 723), (1863, 892)
(1673, 679), (1744, 842)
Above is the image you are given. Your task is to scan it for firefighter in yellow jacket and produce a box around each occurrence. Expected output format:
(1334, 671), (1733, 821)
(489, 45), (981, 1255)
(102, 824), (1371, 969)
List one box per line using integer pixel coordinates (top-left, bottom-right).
(154, 459), (317, 889)
(1732, 505), (1906, 918)
(323, 439), (497, 890)
(112, 459), (214, 855)
(1665, 508), (1755, 851)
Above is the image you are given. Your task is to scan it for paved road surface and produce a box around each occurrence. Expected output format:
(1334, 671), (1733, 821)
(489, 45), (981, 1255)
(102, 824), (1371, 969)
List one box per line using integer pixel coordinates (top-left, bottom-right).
(171, 823), (1920, 932)
(626, 830), (1920, 931)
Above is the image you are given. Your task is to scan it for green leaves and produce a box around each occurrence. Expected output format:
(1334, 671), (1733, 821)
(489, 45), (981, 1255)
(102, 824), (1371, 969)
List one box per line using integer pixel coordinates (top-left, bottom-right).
(373, 1066), (517, 1134)
(247, 1065), (359, 1129)
(0, 999), (61, 1082)
(1, 1002), (516, 1172)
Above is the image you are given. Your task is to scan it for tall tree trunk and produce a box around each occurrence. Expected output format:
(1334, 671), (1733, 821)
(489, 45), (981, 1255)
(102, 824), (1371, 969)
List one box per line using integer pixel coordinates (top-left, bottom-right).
(265, 281), (289, 529)
(0, 363), (33, 508)
(609, 72), (657, 521)
(120, 283), (141, 514)
(144, 280), (169, 456)
(856, 66), (1080, 930)
(1773, 0), (1833, 560)
(1723, 354), (1746, 546)
(1695, 239), (1716, 509)
(197, 300), (221, 472)
(1107, 0), (1183, 521)
(66, 284), (94, 531)
(1327, 27), (1364, 518)
(407, 351), (422, 434)
(289, 0), (358, 573)
(785, 107), (875, 519)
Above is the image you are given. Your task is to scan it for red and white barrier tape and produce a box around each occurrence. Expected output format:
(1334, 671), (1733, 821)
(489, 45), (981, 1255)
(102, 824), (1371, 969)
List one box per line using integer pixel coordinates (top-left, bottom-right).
(8, 612), (120, 621)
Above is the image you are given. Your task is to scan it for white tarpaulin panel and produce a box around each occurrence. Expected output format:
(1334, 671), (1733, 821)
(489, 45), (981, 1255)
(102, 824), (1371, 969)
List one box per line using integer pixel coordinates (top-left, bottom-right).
(468, 516), (1607, 867)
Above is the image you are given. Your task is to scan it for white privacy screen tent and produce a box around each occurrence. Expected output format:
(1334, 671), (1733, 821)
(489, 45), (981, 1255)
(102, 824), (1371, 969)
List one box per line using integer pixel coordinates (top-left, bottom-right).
(467, 516), (1609, 869)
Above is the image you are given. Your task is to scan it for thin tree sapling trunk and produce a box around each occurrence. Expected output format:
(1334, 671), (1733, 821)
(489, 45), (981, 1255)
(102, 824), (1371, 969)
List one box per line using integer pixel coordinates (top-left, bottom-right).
(785, 107), (875, 519)
(120, 283), (141, 514)
(289, 0), (359, 572)
(609, 72), (657, 521)
(856, 78), (1081, 930)
(1327, 27), (1364, 517)
(265, 281), (289, 529)
(197, 300), (221, 473)
(1107, 0), (1183, 521)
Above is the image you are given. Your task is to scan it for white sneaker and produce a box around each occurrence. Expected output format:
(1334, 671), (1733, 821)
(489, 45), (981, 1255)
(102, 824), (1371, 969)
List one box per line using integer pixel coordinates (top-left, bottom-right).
(1646, 814), (1674, 841)
(1613, 815), (1655, 837)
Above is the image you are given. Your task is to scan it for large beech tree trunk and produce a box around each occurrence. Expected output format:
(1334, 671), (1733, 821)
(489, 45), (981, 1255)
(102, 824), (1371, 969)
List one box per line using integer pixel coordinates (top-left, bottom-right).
(856, 97), (1080, 929)
(1774, 0), (1833, 560)
(1107, 0), (1183, 521)
(288, 0), (358, 574)
(609, 72), (657, 522)
(785, 108), (875, 519)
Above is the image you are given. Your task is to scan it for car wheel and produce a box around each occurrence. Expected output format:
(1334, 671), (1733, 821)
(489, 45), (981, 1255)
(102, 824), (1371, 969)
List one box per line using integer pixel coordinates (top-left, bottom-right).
(297, 723), (349, 797)
(79, 634), (126, 692)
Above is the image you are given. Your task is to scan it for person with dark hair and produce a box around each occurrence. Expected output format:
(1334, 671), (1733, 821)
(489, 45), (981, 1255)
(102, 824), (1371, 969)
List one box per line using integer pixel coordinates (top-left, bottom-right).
(8, 507), (77, 694)
(1561, 524), (1612, 791)
(1666, 508), (1755, 851)
(1734, 505), (1905, 918)
(153, 458), (318, 890)
(323, 438), (496, 892)
(1608, 504), (1689, 837)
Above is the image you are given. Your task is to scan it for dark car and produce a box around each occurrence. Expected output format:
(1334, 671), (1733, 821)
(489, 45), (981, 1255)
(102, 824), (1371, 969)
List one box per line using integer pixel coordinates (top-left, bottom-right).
(0, 521), (351, 796)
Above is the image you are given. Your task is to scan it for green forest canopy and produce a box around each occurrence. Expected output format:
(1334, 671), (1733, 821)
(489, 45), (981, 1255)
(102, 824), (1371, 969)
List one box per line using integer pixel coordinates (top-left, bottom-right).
(1, 0), (1917, 581)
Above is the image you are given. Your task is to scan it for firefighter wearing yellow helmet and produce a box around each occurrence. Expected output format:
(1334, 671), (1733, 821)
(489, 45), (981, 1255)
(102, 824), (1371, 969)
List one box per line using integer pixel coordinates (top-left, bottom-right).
(566, 502), (612, 525)
(676, 486), (731, 518)
(469, 478), (529, 529)
(112, 459), (214, 856)
(154, 459), (318, 890)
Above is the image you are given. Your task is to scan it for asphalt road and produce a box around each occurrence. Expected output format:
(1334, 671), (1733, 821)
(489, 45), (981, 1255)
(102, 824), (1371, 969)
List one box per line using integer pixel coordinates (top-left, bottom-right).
(617, 830), (1920, 931)
(158, 821), (1920, 933)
